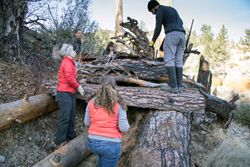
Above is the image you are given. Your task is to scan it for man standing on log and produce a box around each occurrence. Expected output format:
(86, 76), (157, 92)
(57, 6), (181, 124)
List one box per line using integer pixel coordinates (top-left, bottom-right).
(68, 29), (83, 54)
(148, 0), (186, 93)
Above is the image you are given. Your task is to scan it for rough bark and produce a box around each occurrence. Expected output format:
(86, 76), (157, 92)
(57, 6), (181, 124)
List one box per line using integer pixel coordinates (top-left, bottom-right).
(33, 131), (91, 167)
(46, 81), (206, 115)
(199, 89), (238, 127)
(78, 55), (204, 90)
(115, 0), (123, 52)
(85, 74), (205, 89)
(130, 110), (191, 167)
(0, 94), (58, 132)
(197, 55), (212, 94)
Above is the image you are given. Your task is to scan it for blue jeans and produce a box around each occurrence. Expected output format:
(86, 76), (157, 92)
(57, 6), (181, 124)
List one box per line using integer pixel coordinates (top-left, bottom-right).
(87, 138), (121, 167)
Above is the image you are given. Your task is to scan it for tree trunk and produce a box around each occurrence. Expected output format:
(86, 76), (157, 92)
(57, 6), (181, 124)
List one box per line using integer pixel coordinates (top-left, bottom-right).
(199, 89), (238, 127)
(196, 55), (212, 94)
(130, 110), (191, 167)
(33, 131), (91, 167)
(223, 61), (226, 80)
(0, 94), (58, 132)
(46, 81), (206, 115)
(115, 0), (123, 52)
(158, 0), (168, 58)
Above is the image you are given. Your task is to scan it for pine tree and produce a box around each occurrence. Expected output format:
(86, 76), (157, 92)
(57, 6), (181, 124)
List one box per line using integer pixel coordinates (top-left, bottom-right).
(213, 24), (231, 79)
(200, 24), (214, 62)
(240, 29), (250, 53)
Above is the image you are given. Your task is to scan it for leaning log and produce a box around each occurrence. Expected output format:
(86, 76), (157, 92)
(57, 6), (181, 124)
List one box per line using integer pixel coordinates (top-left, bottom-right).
(0, 94), (58, 132)
(199, 89), (238, 127)
(130, 110), (191, 167)
(33, 131), (91, 167)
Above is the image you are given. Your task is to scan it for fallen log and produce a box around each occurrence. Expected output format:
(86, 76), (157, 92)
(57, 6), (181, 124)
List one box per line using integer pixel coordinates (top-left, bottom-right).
(46, 81), (206, 115)
(46, 80), (236, 127)
(199, 89), (238, 127)
(33, 130), (91, 167)
(79, 63), (206, 89)
(0, 94), (58, 132)
(130, 110), (191, 167)
(85, 74), (206, 89)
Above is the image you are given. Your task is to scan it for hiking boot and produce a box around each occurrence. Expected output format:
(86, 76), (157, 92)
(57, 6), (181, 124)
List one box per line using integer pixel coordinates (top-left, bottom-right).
(160, 85), (178, 93)
(176, 67), (183, 92)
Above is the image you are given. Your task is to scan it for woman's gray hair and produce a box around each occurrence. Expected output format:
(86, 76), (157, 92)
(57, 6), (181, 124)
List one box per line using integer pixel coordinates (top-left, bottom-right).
(59, 44), (73, 57)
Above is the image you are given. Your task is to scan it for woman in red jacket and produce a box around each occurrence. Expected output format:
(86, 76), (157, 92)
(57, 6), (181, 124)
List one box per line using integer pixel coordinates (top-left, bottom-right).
(84, 76), (130, 167)
(55, 44), (85, 146)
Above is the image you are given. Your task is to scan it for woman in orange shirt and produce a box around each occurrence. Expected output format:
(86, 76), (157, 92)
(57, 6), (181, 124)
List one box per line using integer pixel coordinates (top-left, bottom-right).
(84, 76), (129, 167)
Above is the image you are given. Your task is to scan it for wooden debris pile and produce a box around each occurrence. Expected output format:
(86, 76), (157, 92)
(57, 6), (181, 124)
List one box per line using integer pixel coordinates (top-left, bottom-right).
(0, 17), (239, 167)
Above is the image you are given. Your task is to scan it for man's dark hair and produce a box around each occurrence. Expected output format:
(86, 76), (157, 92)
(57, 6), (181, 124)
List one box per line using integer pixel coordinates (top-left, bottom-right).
(106, 41), (115, 51)
(75, 29), (82, 34)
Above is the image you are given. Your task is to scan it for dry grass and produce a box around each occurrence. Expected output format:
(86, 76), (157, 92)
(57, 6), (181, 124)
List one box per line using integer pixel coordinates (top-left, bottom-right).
(204, 126), (250, 167)
(0, 100), (87, 167)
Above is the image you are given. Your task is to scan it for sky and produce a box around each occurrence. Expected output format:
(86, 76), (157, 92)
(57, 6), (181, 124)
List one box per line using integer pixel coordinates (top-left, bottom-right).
(89, 0), (250, 43)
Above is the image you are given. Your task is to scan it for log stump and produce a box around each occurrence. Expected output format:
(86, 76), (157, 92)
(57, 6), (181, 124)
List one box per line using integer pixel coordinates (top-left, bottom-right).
(130, 110), (191, 167)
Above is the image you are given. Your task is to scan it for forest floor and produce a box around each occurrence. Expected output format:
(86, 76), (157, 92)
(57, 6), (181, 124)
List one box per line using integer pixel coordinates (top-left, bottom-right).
(0, 49), (250, 166)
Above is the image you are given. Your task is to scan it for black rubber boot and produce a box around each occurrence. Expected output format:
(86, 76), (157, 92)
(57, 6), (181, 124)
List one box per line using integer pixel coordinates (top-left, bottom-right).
(161, 67), (178, 93)
(176, 67), (183, 92)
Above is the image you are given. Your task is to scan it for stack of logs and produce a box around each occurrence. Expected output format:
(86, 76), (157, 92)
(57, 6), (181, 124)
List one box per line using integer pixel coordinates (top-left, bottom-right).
(0, 17), (239, 167)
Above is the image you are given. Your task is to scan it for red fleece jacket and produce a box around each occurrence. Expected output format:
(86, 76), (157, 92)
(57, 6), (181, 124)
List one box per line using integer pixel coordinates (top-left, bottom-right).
(57, 57), (79, 93)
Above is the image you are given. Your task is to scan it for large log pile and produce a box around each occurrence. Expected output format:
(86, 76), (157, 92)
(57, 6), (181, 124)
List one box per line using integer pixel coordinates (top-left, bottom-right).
(44, 51), (237, 166)
(0, 17), (239, 167)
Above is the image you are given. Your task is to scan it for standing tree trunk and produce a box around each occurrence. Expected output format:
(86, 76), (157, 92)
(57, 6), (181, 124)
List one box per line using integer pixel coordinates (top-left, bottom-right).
(158, 0), (168, 58)
(197, 55), (212, 94)
(130, 110), (191, 167)
(223, 61), (226, 80)
(115, 0), (123, 52)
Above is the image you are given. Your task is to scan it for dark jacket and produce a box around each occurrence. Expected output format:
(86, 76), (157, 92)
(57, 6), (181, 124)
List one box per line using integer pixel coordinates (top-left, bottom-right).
(102, 49), (110, 56)
(152, 5), (185, 42)
(68, 36), (82, 53)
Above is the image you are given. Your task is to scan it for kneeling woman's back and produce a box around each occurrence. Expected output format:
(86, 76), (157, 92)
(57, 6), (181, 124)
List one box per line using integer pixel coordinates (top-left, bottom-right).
(84, 76), (129, 167)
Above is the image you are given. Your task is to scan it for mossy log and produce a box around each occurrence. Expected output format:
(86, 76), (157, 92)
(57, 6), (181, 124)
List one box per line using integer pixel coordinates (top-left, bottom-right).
(0, 94), (58, 132)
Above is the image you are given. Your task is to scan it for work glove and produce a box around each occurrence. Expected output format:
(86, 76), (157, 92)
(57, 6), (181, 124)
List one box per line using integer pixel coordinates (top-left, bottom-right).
(78, 85), (85, 96)
(149, 41), (154, 51)
(109, 51), (114, 57)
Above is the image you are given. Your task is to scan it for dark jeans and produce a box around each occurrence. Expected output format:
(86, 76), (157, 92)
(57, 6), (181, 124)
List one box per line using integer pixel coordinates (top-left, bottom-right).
(55, 91), (76, 146)
(87, 138), (121, 167)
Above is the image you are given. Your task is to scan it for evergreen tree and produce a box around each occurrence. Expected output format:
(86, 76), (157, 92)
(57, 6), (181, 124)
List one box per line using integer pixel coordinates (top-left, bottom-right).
(213, 24), (231, 79)
(239, 28), (250, 53)
(200, 24), (214, 61)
